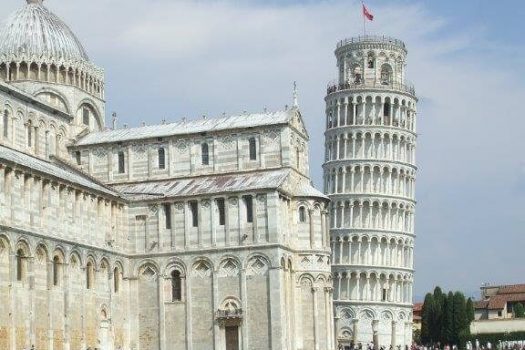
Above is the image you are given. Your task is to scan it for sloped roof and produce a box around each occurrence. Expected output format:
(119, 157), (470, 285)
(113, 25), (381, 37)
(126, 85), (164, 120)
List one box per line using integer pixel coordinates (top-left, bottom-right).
(112, 168), (328, 202)
(487, 293), (525, 310)
(497, 284), (525, 295)
(0, 145), (119, 197)
(114, 169), (291, 201)
(75, 110), (294, 146)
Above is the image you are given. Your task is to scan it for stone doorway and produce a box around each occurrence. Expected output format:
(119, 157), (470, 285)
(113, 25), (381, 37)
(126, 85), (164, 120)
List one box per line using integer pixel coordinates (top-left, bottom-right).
(225, 326), (239, 350)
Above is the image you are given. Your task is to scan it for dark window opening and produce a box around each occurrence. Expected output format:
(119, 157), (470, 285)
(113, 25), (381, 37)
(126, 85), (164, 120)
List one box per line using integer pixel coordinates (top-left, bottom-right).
(368, 59), (374, 69)
(382, 288), (388, 301)
(243, 195), (253, 223)
(216, 198), (225, 226)
(201, 143), (209, 165)
(158, 147), (166, 169)
(75, 151), (81, 165)
(164, 203), (171, 229)
(384, 103), (391, 117)
(16, 249), (24, 281)
(118, 151), (125, 174)
(82, 107), (90, 126)
(171, 270), (182, 301)
(53, 256), (60, 286)
(299, 206), (306, 223)
(249, 137), (257, 160)
(3, 110), (8, 138)
(190, 201), (198, 227)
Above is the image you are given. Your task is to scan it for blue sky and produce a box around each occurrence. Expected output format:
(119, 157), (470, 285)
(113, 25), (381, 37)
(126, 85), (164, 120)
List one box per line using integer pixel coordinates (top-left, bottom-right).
(3, 0), (525, 300)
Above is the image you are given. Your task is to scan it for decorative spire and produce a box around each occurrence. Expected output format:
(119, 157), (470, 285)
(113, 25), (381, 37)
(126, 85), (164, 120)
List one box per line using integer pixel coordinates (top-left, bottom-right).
(293, 81), (299, 108)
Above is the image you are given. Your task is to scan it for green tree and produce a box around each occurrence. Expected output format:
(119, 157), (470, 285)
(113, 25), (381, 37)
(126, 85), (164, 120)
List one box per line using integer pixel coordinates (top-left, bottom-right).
(514, 303), (525, 318)
(421, 293), (434, 344)
(451, 292), (468, 345)
(432, 287), (446, 343)
(466, 298), (475, 323)
(442, 292), (454, 344)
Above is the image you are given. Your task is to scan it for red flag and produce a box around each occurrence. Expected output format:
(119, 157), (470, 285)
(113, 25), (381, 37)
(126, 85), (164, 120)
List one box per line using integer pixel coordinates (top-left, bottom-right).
(362, 3), (374, 21)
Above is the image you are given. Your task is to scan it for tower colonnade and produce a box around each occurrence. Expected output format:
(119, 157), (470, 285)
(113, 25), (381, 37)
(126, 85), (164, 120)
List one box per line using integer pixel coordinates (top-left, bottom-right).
(325, 35), (418, 349)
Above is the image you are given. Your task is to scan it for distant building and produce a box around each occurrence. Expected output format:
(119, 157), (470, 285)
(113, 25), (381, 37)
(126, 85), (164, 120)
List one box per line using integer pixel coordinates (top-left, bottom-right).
(475, 284), (525, 320)
(412, 303), (422, 331)
(471, 284), (525, 334)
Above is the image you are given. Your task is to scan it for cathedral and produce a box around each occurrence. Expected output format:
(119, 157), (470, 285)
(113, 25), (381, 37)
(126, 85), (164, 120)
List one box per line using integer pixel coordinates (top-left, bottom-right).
(0, 1), (416, 350)
(0, 1), (334, 349)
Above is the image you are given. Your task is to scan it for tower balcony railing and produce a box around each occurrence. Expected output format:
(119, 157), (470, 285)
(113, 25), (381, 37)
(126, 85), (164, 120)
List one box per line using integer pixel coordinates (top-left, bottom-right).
(336, 35), (407, 50)
(326, 80), (416, 96)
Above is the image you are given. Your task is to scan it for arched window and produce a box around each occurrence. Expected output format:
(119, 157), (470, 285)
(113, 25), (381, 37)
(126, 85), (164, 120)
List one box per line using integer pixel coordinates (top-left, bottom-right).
(381, 64), (393, 85)
(118, 151), (125, 173)
(86, 261), (94, 289)
(367, 53), (375, 69)
(353, 65), (362, 84)
(53, 256), (61, 286)
(299, 206), (307, 223)
(113, 267), (121, 293)
(201, 143), (209, 165)
(3, 110), (8, 139)
(158, 147), (166, 169)
(171, 270), (182, 301)
(384, 101), (391, 117)
(249, 137), (257, 160)
(16, 249), (25, 281)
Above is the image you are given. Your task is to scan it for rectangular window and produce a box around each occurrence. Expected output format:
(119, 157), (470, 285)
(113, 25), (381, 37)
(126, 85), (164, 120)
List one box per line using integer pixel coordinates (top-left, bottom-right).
(27, 126), (32, 148)
(216, 198), (225, 226)
(382, 288), (387, 301)
(201, 143), (209, 165)
(189, 201), (198, 227)
(118, 151), (125, 174)
(164, 203), (171, 229)
(3, 111), (8, 138)
(83, 108), (89, 126)
(243, 195), (253, 223)
(75, 151), (81, 165)
(249, 137), (257, 160)
(158, 147), (166, 169)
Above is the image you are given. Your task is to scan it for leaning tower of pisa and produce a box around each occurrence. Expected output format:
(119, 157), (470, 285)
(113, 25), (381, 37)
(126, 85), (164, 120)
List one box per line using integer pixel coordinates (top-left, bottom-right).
(324, 36), (417, 348)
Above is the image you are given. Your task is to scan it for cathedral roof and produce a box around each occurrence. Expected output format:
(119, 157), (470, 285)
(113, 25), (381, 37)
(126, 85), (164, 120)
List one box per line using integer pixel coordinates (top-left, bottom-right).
(0, 0), (98, 73)
(0, 144), (120, 198)
(75, 110), (296, 146)
(112, 168), (327, 201)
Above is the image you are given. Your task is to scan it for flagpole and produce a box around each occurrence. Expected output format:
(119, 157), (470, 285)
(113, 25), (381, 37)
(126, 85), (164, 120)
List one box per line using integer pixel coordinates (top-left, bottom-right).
(362, 1), (366, 36)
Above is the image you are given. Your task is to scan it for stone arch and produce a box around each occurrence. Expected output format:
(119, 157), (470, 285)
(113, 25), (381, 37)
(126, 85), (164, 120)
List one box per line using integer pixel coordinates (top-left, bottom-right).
(34, 88), (71, 113)
(218, 256), (240, 277)
(191, 258), (213, 278)
(164, 258), (186, 277)
(138, 261), (159, 281)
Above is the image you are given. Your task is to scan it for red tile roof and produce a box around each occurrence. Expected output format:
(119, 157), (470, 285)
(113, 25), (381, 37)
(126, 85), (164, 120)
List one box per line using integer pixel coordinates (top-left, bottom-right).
(487, 293), (525, 310)
(475, 285), (525, 311)
(497, 284), (525, 295)
(413, 303), (423, 312)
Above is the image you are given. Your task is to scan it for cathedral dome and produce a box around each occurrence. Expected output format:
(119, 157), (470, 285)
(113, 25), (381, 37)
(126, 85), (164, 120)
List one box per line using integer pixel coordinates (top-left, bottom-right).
(0, 0), (90, 64)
